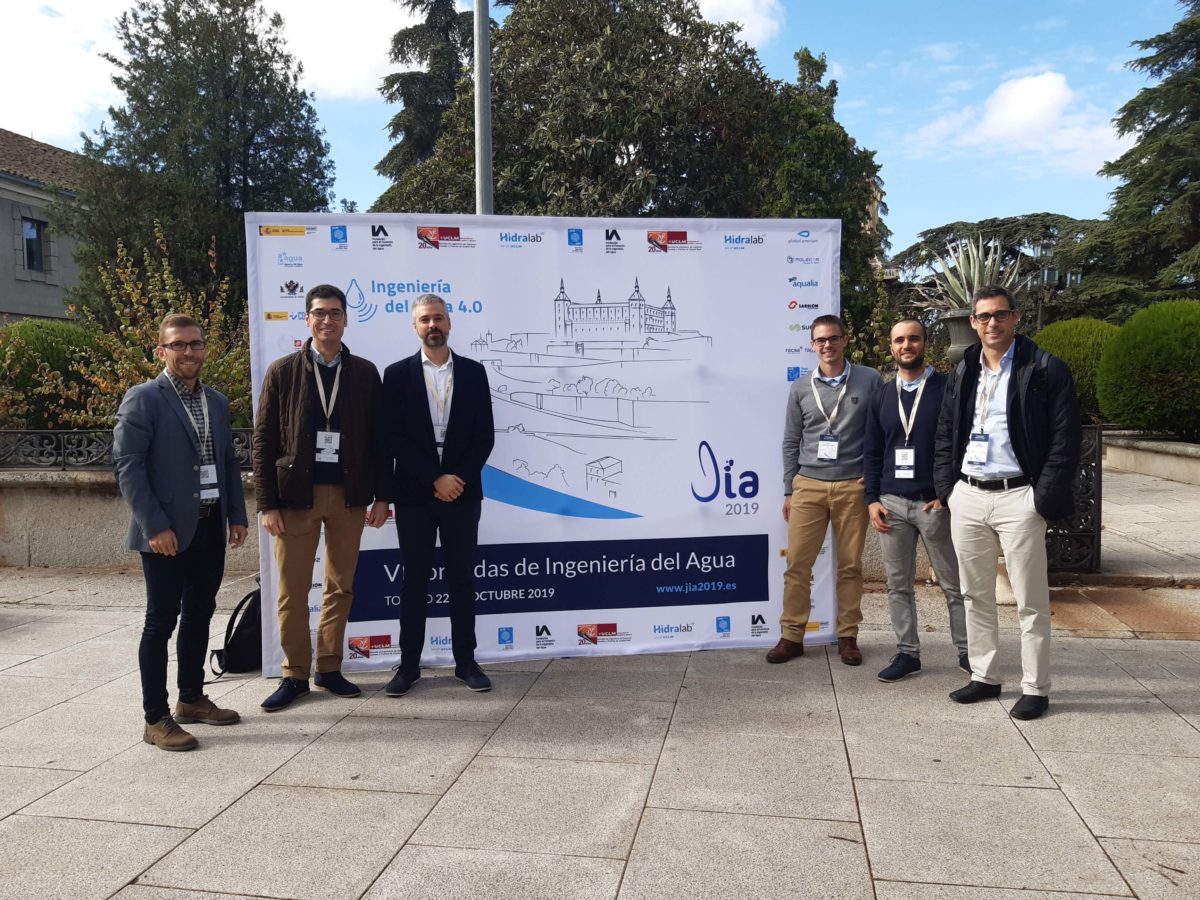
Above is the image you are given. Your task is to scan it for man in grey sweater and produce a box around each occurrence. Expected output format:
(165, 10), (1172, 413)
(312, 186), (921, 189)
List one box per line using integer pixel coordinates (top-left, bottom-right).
(771, 314), (883, 666)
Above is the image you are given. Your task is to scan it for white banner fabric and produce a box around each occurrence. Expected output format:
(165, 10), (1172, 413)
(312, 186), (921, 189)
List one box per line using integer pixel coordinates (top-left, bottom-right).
(245, 213), (840, 676)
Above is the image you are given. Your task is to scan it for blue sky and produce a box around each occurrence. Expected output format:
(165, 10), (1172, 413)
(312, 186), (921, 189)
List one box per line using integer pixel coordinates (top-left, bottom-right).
(10, 1), (1185, 256)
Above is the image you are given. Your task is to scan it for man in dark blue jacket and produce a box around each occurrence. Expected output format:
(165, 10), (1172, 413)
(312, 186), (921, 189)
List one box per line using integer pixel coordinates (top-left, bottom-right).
(864, 319), (968, 683)
(934, 286), (1080, 720)
(381, 294), (495, 697)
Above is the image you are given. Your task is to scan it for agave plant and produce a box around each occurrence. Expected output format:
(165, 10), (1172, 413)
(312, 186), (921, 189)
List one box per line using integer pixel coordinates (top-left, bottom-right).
(909, 234), (1028, 309)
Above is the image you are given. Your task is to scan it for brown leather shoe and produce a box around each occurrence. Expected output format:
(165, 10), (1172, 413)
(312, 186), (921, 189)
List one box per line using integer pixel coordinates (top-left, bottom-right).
(143, 715), (198, 751)
(175, 695), (240, 726)
(766, 637), (805, 663)
(838, 637), (863, 666)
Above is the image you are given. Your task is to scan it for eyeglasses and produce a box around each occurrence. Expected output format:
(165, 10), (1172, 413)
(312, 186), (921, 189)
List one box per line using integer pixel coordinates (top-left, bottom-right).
(160, 340), (207, 352)
(971, 310), (1016, 324)
(812, 336), (845, 346)
(307, 309), (345, 321)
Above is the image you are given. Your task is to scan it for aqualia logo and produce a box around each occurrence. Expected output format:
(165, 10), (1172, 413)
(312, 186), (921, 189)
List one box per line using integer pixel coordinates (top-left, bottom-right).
(568, 228), (583, 248)
(344, 278), (378, 324)
(691, 440), (760, 502)
(788, 277), (819, 289)
(716, 616), (731, 635)
(330, 225), (348, 247)
(498, 626), (514, 648)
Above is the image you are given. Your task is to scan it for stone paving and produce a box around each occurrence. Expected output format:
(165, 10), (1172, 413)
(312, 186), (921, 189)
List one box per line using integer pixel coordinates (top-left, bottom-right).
(2, 467), (1199, 899)
(1, 561), (1199, 900)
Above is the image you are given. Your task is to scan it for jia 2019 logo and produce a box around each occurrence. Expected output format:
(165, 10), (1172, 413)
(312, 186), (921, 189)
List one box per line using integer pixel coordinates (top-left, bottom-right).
(690, 440), (760, 502)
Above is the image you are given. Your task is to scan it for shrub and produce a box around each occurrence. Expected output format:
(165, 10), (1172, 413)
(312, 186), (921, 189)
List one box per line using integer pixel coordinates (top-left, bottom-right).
(1033, 317), (1119, 418)
(0, 319), (95, 427)
(1097, 300), (1200, 440)
(42, 223), (251, 428)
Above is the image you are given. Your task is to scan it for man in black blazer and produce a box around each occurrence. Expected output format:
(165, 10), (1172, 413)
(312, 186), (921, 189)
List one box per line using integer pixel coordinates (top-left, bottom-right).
(381, 293), (495, 696)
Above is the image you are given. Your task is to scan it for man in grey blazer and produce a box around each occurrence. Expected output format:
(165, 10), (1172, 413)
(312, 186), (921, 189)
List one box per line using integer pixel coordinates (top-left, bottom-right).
(114, 314), (249, 751)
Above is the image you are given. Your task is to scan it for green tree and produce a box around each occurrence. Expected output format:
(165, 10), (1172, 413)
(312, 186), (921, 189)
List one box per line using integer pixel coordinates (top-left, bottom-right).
(1093, 0), (1200, 293)
(55, 0), (334, 321)
(762, 49), (889, 326)
(375, 0), (885, 321)
(376, 0), (474, 190)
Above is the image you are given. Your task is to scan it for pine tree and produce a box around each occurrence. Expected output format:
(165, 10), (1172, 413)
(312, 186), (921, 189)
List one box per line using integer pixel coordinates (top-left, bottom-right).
(1097, 0), (1200, 291)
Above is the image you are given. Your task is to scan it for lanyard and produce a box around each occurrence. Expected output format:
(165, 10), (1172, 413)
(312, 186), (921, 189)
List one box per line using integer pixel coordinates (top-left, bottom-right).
(423, 365), (453, 426)
(313, 361), (342, 429)
(174, 384), (209, 451)
(895, 367), (930, 446)
(810, 363), (851, 431)
(975, 364), (1003, 429)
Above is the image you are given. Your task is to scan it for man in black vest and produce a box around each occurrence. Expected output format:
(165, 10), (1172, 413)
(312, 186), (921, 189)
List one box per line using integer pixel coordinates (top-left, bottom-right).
(381, 293), (495, 696)
(864, 318), (968, 683)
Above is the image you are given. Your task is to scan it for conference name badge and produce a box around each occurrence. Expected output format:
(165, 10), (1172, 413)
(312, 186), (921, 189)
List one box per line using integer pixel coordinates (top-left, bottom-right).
(316, 430), (341, 463)
(199, 464), (219, 500)
(894, 447), (916, 479)
(817, 433), (840, 461)
(965, 433), (990, 465)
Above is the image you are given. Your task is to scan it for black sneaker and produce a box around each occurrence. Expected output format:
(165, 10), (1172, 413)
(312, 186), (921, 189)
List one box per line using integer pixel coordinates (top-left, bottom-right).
(385, 668), (421, 697)
(314, 671), (362, 697)
(948, 680), (1002, 704)
(454, 662), (492, 692)
(260, 677), (310, 712)
(877, 653), (921, 682)
(958, 652), (971, 674)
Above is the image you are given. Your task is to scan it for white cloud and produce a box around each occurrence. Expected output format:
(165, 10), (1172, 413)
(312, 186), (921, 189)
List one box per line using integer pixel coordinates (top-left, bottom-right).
(697, 0), (785, 46)
(1, 0), (420, 150)
(828, 60), (846, 79)
(4, 1), (126, 148)
(263, 0), (420, 101)
(907, 71), (1131, 176)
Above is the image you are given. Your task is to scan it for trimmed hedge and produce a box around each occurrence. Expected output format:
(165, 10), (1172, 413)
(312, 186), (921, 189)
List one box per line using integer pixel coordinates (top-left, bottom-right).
(1097, 301), (1200, 440)
(1033, 317), (1119, 418)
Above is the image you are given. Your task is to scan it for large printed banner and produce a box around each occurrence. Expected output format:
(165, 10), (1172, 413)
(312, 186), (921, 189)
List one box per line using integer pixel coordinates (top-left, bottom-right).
(246, 213), (841, 675)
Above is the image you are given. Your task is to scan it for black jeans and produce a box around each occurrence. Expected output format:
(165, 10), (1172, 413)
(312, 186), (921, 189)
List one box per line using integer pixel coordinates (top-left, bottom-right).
(138, 514), (225, 723)
(395, 499), (481, 672)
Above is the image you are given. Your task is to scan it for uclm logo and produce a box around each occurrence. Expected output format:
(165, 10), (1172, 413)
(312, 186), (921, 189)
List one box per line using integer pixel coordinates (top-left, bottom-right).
(417, 226), (461, 249)
(348, 635), (392, 659)
(691, 440), (760, 502)
(647, 230), (687, 252)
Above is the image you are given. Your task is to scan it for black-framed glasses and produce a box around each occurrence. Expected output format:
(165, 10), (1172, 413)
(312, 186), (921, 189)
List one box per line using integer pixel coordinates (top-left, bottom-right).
(971, 310), (1015, 324)
(160, 340), (207, 352)
(812, 335), (845, 346)
(308, 309), (345, 321)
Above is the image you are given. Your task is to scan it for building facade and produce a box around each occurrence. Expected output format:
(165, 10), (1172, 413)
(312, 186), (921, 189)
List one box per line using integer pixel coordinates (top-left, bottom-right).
(0, 129), (81, 320)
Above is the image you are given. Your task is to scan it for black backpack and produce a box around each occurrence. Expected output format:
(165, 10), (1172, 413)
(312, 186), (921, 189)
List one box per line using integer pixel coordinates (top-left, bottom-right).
(209, 585), (262, 678)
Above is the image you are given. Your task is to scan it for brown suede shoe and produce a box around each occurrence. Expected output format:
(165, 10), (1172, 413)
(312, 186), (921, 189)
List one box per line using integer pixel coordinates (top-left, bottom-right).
(175, 695), (240, 726)
(766, 637), (805, 663)
(143, 715), (198, 752)
(838, 637), (863, 666)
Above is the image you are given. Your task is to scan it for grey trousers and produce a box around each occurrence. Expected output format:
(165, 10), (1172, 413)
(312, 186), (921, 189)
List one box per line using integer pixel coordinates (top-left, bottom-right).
(879, 494), (968, 656)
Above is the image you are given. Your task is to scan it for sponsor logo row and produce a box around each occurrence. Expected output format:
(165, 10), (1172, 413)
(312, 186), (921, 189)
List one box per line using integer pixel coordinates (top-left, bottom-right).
(259, 224), (824, 255)
(348, 614), (776, 658)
